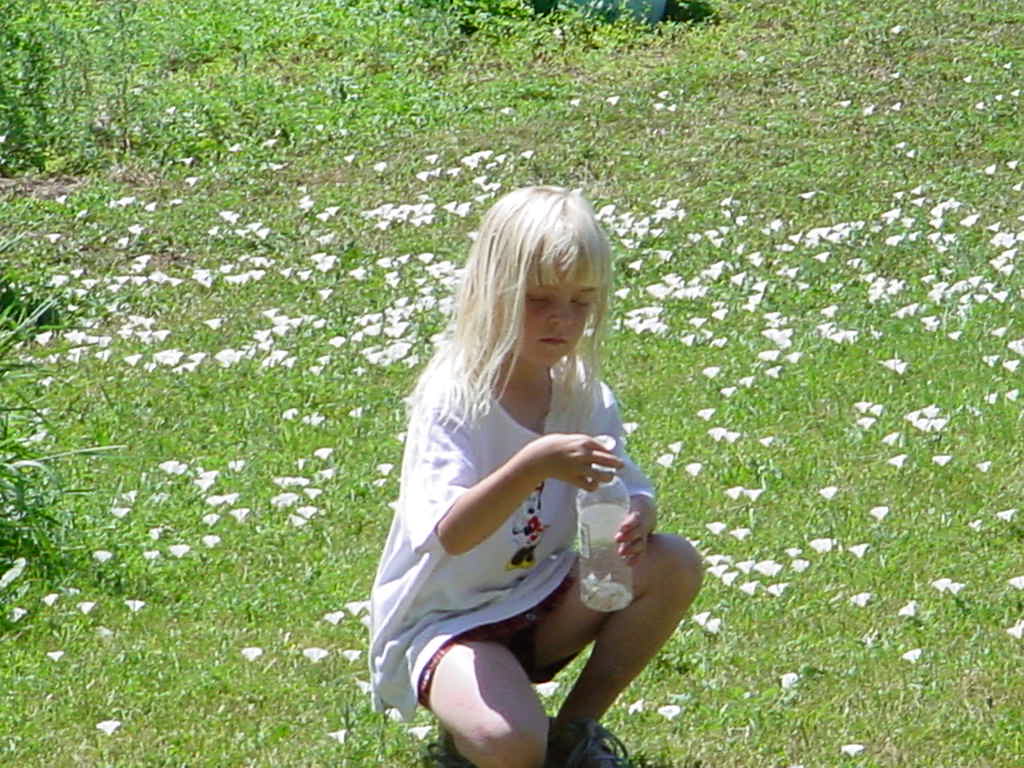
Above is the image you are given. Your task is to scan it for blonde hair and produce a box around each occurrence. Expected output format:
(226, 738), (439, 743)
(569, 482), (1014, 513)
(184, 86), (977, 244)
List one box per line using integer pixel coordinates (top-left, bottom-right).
(412, 186), (613, 429)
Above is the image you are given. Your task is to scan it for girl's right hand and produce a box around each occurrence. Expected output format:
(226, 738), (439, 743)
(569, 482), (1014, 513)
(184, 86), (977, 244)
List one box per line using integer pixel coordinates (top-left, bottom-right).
(523, 433), (624, 491)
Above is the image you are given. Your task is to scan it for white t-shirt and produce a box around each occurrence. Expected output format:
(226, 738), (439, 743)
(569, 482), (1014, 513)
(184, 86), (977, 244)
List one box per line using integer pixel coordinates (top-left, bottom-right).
(369, 379), (654, 720)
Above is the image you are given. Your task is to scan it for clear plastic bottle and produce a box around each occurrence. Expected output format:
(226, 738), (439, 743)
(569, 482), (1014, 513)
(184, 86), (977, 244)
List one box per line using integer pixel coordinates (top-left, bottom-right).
(576, 472), (633, 612)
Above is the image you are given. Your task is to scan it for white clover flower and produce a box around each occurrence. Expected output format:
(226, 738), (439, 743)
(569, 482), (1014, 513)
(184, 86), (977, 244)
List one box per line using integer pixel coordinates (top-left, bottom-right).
(303, 647), (329, 662)
(535, 681), (559, 697)
(780, 672), (800, 689)
(96, 720), (121, 735)
(898, 601), (918, 617)
(869, 506), (890, 521)
(0, 558), (27, 589)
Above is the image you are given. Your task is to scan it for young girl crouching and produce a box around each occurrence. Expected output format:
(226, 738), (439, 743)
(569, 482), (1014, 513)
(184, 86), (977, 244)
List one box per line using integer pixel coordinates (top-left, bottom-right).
(370, 186), (703, 768)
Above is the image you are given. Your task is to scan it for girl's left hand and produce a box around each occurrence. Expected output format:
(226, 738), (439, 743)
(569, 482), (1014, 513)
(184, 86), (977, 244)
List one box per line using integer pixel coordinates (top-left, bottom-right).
(615, 495), (657, 566)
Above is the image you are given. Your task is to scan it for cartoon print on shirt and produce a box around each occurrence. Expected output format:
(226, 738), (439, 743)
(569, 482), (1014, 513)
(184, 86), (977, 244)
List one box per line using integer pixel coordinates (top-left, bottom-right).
(508, 483), (547, 570)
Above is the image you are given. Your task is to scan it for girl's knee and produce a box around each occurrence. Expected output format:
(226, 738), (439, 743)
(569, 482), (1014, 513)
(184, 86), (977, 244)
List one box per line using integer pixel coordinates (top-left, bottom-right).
(457, 717), (546, 768)
(644, 533), (703, 601)
(430, 642), (548, 766)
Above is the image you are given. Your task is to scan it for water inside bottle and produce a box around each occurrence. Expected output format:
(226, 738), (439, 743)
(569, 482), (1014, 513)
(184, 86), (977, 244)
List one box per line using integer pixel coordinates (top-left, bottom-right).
(579, 503), (624, 543)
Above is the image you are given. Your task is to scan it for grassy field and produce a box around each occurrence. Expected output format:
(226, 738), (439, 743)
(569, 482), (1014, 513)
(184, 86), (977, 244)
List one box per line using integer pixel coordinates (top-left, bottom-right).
(2, 0), (1024, 765)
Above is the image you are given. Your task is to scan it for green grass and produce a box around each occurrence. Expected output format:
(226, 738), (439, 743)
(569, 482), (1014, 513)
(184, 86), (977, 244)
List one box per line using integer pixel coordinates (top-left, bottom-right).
(2, 0), (1024, 765)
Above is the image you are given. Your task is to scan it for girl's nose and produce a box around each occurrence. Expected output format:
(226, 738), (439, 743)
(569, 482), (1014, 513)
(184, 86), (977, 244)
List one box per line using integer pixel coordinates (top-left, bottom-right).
(549, 300), (573, 323)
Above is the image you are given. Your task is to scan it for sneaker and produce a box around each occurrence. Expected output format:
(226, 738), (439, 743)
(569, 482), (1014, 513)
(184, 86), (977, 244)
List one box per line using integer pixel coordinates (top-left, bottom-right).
(548, 718), (632, 767)
(423, 728), (475, 768)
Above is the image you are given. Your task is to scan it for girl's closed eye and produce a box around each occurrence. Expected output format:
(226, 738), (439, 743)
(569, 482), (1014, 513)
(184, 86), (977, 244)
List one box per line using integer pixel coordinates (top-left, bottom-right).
(527, 284), (595, 302)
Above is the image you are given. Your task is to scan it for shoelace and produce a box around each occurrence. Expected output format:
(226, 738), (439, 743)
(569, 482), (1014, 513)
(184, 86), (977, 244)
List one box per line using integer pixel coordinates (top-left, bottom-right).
(562, 719), (631, 768)
(427, 719), (631, 767)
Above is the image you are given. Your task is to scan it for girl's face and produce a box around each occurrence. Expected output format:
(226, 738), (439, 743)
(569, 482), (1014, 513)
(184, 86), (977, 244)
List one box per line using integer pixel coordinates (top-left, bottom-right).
(515, 278), (596, 372)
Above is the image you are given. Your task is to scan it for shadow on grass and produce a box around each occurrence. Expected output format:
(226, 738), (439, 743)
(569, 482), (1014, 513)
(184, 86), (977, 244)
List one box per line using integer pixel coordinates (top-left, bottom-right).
(664, 0), (716, 25)
(0, 279), (63, 331)
(633, 752), (706, 768)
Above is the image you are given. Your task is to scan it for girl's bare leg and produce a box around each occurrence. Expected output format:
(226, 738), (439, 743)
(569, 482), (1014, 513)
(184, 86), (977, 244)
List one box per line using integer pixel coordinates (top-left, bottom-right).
(427, 641), (549, 768)
(532, 533), (703, 728)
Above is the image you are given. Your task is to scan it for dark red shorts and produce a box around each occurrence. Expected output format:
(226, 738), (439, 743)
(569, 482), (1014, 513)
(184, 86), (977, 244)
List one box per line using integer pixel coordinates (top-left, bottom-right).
(417, 572), (577, 708)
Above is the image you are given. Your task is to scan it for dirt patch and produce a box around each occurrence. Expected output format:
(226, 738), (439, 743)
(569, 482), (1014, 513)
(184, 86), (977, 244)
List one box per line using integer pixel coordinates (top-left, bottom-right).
(0, 176), (86, 201)
(107, 164), (164, 190)
(0, 167), (163, 202)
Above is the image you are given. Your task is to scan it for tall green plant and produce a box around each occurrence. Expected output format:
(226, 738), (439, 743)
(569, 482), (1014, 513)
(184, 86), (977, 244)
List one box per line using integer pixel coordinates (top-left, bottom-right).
(0, 1), (54, 174)
(0, 283), (123, 606)
(0, 298), (68, 596)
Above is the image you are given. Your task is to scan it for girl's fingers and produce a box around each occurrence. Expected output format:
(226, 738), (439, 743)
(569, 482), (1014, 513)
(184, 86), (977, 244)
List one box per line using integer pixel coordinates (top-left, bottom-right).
(617, 532), (644, 551)
(591, 451), (624, 469)
(616, 514), (642, 538)
(582, 440), (622, 466)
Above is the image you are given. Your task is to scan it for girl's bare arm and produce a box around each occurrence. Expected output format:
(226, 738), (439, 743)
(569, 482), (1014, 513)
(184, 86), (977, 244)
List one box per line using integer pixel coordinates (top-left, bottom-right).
(435, 434), (622, 555)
